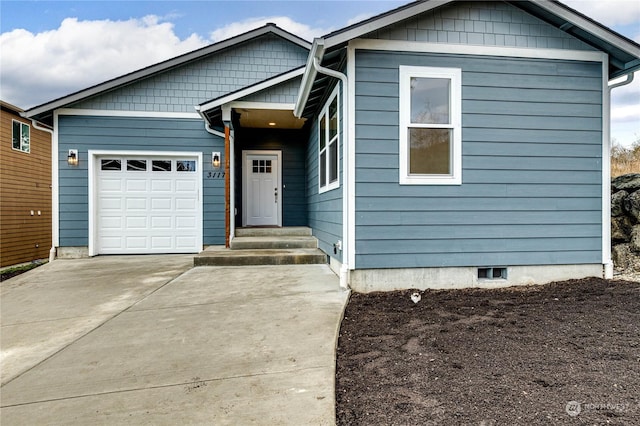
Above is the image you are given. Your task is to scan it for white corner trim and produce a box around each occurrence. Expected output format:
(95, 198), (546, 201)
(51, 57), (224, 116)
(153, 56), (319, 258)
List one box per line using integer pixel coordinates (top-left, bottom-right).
(347, 45), (357, 270)
(602, 59), (613, 277)
(349, 39), (607, 63)
(56, 108), (202, 119)
(52, 111), (60, 250)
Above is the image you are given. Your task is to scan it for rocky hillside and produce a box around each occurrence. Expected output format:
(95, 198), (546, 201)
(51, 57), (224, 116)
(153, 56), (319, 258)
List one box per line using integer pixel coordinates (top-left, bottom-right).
(611, 173), (640, 272)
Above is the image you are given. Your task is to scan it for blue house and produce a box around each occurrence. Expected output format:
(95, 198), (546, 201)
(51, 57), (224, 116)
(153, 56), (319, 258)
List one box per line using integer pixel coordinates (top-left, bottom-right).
(25, 1), (640, 291)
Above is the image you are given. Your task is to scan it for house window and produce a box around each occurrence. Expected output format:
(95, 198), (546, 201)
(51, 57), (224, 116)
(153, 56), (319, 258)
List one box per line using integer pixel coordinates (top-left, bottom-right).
(12, 120), (30, 153)
(318, 86), (340, 193)
(399, 66), (461, 185)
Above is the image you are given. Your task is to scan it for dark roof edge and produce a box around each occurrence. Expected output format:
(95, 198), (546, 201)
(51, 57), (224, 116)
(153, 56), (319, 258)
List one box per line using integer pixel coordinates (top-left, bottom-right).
(24, 24), (311, 119)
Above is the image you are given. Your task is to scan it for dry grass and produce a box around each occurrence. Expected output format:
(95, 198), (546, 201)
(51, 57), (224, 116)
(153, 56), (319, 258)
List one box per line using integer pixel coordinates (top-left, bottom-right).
(611, 139), (640, 177)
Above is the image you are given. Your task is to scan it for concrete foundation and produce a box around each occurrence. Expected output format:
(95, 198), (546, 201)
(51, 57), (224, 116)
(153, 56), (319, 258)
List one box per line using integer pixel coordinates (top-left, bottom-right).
(349, 264), (604, 293)
(56, 246), (89, 259)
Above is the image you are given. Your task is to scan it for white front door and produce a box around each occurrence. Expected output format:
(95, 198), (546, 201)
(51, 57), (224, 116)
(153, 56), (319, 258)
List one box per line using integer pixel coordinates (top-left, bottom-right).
(243, 151), (281, 226)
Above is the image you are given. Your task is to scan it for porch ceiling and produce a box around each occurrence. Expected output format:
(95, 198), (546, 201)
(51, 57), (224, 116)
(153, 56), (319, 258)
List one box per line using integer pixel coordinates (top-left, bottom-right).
(236, 108), (306, 129)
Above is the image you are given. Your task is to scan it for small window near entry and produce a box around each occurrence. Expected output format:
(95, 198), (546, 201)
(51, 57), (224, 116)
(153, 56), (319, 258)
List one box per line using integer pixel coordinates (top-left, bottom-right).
(318, 86), (340, 193)
(12, 120), (30, 153)
(399, 66), (461, 185)
(127, 159), (147, 171)
(177, 160), (196, 172)
(252, 160), (272, 174)
(152, 160), (172, 171)
(101, 159), (122, 171)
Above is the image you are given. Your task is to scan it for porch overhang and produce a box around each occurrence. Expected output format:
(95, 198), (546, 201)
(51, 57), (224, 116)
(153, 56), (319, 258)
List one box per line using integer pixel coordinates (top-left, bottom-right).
(196, 67), (307, 130)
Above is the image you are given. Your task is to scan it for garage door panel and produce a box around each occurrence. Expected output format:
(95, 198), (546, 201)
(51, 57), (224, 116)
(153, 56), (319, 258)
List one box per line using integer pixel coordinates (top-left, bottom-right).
(176, 180), (196, 192)
(126, 198), (147, 210)
(151, 198), (173, 210)
(151, 216), (172, 229)
(125, 236), (147, 249)
(126, 216), (147, 229)
(126, 179), (148, 192)
(100, 197), (122, 210)
(100, 236), (123, 249)
(151, 236), (172, 249)
(100, 178), (123, 192)
(176, 216), (196, 229)
(151, 179), (173, 192)
(176, 198), (197, 210)
(176, 236), (197, 249)
(96, 155), (200, 254)
(100, 216), (122, 229)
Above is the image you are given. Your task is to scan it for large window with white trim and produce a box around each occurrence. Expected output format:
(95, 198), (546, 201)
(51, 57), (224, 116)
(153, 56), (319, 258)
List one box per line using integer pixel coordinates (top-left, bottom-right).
(399, 66), (461, 185)
(318, 87), (340, 193)
(12, 120), (30, 153)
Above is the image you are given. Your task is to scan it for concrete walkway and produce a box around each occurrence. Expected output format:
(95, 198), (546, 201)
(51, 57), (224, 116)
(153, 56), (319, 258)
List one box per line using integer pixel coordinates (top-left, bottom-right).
(1, 256), (349, 425)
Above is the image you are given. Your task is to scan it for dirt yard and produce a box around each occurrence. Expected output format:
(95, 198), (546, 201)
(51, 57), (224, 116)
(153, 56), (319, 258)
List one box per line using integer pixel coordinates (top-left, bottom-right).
(336, 277), (640, 425)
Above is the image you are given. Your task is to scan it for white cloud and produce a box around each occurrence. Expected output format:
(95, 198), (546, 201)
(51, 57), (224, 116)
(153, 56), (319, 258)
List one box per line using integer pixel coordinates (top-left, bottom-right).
(0, 16), (207, 108)
(209, 16), (331, 43)
(562, 0), (640, 27)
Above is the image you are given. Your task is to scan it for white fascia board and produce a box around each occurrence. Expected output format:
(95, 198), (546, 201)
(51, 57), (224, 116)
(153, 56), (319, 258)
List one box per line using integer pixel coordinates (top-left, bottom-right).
(294, 39), (325, 118)
(350, 39), (607, 62)
(324, 0), (453, 49)
(228, 102), (296, 110)
(56, 108), (201, 119)
(531, 0), (640, 59)
(199, 68), (305, 113)
(25, 25), (311, 119)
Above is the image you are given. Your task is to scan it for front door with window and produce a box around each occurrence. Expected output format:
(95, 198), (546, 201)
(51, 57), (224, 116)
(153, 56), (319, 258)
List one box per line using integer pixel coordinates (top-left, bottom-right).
(242, 151), (281, 226)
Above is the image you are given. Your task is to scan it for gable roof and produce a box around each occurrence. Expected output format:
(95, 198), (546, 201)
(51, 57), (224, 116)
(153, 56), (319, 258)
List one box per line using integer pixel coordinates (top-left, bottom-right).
(23, 23), (311, 123)
(295, 0), (640, 117)
(196, 66), (305, 127)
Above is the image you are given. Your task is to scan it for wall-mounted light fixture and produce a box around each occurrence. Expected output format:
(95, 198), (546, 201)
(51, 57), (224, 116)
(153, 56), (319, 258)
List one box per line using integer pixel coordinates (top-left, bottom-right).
(212, 152), (221, 169)
(67, 149), (78, 166)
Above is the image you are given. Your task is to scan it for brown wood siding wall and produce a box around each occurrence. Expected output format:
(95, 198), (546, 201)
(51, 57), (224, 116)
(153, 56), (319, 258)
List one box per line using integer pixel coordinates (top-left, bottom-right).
(1, 109), (52, 267)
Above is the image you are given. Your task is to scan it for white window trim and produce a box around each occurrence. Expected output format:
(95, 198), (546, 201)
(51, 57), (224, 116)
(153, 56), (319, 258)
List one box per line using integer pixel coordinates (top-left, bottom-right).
(12, 119), (30, 153)
(399, 65), (462, 185)
(318, 86), (340, 194)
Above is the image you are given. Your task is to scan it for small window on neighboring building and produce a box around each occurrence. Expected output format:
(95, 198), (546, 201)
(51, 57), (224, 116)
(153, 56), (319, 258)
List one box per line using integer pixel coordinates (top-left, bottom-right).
(177, 160), (196, 172)
(318, 86), (340, 193)
(152, 160), (172, 171)
(12, 120), (30, 153)
(101, 159), (121, 171)
(399, 66), (461, 185)
(127, 159), (147, 171)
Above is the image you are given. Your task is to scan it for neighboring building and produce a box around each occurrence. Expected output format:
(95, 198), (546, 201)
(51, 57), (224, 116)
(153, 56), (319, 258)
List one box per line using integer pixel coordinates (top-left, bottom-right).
(24, 1), (640, 290)
(1, 101), (52, 268)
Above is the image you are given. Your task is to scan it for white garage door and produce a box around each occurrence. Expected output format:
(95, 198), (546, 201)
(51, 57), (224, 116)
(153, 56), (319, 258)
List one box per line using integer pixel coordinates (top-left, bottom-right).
(96, 156), (201, 254)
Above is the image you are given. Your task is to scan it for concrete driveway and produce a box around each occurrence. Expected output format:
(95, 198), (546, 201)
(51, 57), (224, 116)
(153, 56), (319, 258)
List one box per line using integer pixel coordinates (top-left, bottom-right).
(1, 256), (348, 425)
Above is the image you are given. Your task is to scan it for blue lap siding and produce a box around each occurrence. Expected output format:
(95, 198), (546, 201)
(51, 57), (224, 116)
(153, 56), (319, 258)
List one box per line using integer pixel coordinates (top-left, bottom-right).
(354, 50), (603, 268)
(57, 115), (224, 247)
(306, 83), (344, 261)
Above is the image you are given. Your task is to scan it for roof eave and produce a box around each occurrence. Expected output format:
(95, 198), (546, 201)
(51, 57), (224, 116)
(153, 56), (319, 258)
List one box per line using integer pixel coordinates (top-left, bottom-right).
(294, 39), (326, 118)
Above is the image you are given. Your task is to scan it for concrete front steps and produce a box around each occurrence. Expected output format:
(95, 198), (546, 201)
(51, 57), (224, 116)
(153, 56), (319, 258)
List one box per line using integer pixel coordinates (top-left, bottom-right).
(194, 227), (327, 266)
